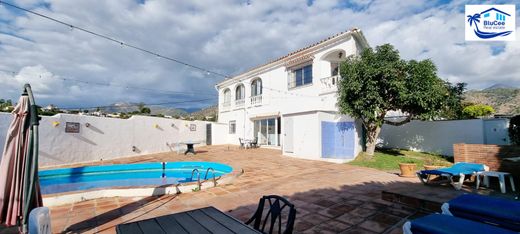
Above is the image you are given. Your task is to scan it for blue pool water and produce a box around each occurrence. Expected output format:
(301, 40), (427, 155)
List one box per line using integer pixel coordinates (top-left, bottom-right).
(39, 162), (233, 194)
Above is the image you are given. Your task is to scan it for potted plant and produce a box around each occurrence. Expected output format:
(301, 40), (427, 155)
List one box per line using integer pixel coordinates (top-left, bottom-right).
(423, 158), (443, 170)
(398, 161), (417, 177)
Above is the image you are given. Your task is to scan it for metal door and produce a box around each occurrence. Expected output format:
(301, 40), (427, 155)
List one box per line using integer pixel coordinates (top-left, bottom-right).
(283, 117), (293, 152)
(483, 119), (510, 145)
(206, 124), (212, 145)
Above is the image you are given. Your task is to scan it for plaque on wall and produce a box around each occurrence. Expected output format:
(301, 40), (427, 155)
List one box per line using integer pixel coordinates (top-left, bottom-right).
(65, 122), (80, 133)
(190, 124), (196, 131)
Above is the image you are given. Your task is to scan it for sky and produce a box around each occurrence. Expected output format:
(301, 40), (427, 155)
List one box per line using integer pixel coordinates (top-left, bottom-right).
(0, 0), (519, 110)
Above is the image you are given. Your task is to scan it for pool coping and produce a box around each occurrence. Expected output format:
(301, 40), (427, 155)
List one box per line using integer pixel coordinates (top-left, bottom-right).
(42, 167), (244, 207)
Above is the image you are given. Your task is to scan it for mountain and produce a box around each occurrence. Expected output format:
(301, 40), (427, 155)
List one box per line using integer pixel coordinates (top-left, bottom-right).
(97, 102), (187, 116)
(464, 86), (520, 115)
(149, 106), (187, 116)
(186, 105), (218, 121)
(483, 83), (516, 91)
(178, 107), (203, 113)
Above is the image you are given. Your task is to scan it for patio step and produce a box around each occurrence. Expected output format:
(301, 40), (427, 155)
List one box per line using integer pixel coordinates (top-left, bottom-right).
(381, 190), (443, 213)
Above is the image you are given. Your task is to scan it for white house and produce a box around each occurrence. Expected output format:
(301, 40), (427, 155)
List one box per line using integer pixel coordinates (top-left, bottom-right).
(215, 28), (370, 163)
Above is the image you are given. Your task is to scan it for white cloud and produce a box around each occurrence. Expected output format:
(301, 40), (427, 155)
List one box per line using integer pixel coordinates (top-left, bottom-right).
(0, 0), (519, 109)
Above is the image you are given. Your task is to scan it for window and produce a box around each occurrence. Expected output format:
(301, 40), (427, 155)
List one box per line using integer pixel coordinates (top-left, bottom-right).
(223, 89), (231, 103)
(251, 79), (262, 96)
(229, 120), (236, 134)
(288, 64), (312, 88)
(235, 84), (245, 100)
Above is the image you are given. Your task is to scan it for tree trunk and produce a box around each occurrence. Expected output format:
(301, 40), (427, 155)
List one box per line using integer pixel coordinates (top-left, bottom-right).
(365, 125), (381, 157)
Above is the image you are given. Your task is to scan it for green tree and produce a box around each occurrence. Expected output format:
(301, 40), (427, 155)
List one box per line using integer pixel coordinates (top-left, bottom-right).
(462, 104), (495, 118)
(140, 107), (151, 114)
(439, 82), (467, 119)
(338, 44), (455, 156)
(509, 115), (520, 145)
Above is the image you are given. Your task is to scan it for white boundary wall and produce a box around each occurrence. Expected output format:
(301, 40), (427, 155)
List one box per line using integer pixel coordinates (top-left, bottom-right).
(210, 122), (228, 145)
(0, 113), (215, 167)
(378, 119), (510, 156)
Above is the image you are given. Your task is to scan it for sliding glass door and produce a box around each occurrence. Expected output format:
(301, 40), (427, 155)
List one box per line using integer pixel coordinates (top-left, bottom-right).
(253, 118), (280, 146)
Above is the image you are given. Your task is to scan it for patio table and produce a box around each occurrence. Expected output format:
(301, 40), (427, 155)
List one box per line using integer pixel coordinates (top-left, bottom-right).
(242, 139), (253, 149)
(116, 206), (260, 234)
(179, 142), (200, 155)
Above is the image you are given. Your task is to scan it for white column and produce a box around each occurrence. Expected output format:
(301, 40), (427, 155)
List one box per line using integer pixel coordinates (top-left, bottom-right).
(275, 117), (278, 146)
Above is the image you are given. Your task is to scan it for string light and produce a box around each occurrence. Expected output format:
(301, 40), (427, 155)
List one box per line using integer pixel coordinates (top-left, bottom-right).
(0, 0), (230, 79)
(59, 98), (216, 110)
(0, 68), (216, 97)
(0, 1), (322, 100)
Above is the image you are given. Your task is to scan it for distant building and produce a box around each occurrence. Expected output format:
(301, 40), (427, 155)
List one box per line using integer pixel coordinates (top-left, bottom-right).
(106, 113), (121, 118)
(92, 111), (107, 117)
(43, 104), (58, 111)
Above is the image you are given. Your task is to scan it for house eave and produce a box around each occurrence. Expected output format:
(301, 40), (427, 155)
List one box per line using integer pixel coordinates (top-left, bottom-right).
(216, 28), (369, 89)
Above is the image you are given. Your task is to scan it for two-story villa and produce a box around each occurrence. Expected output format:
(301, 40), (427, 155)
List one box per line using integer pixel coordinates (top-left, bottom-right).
(216, 28), (369, 163)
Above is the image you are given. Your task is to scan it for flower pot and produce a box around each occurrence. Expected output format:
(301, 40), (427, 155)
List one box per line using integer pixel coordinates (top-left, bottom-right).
(423, 165), (442, 170)
(423, 165), (442, 180)
(399, 163), (417, 177)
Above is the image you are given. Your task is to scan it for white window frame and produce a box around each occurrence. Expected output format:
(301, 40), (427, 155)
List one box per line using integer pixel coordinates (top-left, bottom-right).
(229, 120), (236, 134)
(288, 62), (313, 89)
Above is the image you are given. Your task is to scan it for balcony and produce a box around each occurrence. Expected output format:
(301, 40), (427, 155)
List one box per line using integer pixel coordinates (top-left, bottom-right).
(221, 102), (231, 112)
(250, 95), (262, 106)
(320, 75), (341, 95)
(234, 99), (245, 109)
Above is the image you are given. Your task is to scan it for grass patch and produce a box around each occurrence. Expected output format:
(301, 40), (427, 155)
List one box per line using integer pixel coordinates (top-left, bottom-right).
(348, 148), (453, 172)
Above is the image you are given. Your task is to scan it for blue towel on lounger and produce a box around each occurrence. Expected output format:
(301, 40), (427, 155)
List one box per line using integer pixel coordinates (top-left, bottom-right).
(447, 194), (520, 231)
(419, 162), (485, 176)
(410, 214), (516, 234)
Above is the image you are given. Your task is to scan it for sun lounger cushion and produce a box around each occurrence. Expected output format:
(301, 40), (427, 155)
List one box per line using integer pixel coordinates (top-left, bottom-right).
(446, 194), (520, 231)
(407, 214), (516, 234)
(419, 162), (485, 176)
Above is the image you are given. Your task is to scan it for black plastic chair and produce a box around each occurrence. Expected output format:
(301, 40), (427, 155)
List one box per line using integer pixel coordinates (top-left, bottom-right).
(250, 137), (258, 148)
(246, 195), (296, 234)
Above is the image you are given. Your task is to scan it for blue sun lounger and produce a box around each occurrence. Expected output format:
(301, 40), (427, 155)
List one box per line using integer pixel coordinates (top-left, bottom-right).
(403, 214), (516, 234)
(441, 194), (520, 232)
(416, 162), (488, 190)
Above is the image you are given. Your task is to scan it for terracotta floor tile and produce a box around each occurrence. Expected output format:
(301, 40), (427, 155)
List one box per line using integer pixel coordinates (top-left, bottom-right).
(358, 219), (393, 233)
(300, 213), (331, 226)
(335, 213), (365, 226)
(44, 145), (483, 233)
(339, 227), (377, 234)
(319, 204), (357, 218)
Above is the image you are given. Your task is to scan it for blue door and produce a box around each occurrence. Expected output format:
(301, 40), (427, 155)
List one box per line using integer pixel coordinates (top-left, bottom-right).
(321, 121), (355, 159)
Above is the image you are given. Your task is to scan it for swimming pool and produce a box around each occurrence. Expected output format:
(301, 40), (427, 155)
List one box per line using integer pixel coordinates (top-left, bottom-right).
(39, 161), (233, 194)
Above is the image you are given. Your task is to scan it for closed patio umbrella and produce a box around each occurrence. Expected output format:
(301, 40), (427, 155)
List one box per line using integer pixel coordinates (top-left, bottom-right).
(0, 84), (42, 232)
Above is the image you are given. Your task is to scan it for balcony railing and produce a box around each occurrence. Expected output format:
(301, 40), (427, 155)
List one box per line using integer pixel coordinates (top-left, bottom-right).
(235, 99), (245, 108)
(320, 75), (341, 94)
(250, 95), (262, 106)
(221, 102), (231, 112)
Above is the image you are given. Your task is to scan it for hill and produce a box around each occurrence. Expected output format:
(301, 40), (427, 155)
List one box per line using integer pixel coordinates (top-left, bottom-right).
(188, 105), (218, 120)
(464, 87), (520, 115)
(98, 102), (187, 116)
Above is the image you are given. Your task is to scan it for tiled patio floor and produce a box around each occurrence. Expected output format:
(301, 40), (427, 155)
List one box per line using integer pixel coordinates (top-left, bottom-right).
(45, 145), (499, 234)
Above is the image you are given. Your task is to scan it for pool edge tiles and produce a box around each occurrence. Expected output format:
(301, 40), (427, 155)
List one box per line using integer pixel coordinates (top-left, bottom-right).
(40, 162), (242, 206)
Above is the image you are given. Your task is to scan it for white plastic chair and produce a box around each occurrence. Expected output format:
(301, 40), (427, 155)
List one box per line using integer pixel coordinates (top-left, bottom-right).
(28, 207), (51, 234)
